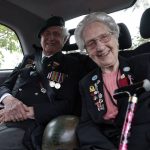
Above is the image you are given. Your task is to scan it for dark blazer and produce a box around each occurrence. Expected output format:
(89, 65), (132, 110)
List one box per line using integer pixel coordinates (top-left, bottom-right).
(0, 51), (84, 125)
(77, 54), (150, 150)
(0, 51), (84, 149)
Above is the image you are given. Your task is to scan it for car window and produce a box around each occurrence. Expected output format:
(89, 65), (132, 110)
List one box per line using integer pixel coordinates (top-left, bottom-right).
(0, 24), (23, 70)
(65, 0), (150, 51)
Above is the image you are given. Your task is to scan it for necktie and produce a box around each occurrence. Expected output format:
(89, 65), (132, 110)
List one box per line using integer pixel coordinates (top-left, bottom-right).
(42, 56), (52, 65)
(42, 57), (53, 74)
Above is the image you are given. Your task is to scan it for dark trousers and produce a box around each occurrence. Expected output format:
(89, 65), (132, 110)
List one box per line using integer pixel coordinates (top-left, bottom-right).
(128, 123), (150, 150)
(0, 123), (27, 150)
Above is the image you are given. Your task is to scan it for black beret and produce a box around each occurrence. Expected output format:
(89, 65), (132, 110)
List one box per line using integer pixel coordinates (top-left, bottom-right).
(38, 16), (65, 38)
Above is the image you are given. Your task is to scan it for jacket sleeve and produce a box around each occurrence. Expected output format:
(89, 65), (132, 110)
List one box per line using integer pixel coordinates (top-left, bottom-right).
(0, 55), (34, 98)
(0, 67), (20, 98)
(77, 81), (117, 150)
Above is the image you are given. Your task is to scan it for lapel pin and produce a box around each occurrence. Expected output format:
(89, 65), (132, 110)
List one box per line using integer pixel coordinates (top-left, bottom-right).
(92, 75), (98, 81)
(123, 66), (130, 72)
(89, 86), (95, 92)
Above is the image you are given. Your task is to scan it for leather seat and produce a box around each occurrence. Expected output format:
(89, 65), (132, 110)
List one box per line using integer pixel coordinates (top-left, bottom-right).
(132, 8), (150, 55)
(118, 23), (134, 58)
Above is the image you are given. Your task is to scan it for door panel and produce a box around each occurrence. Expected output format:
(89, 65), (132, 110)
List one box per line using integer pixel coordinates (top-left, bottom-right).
(0, 70), (12, 85)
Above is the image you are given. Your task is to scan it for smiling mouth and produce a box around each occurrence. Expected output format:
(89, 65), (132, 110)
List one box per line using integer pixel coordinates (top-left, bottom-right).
(46, 43), (56, 47)
(98, 50), (110, 57)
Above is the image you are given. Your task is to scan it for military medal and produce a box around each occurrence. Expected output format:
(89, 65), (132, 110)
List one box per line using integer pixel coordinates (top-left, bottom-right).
(47, 71), (67, 89)
(49, 81), (55, 87)
(55, 83), (61, 89)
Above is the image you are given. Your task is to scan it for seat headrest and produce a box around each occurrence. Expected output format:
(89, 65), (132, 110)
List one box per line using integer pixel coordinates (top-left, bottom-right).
(118, 23), (132, 50)
(63, 23), (132, 51)
(62, 29), (78, 51)
(140, 8), (150, 39)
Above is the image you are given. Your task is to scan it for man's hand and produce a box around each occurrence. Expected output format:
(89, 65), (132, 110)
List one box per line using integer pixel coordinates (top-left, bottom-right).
(26, 107), (35, 119)
(0, 95), (29, 122)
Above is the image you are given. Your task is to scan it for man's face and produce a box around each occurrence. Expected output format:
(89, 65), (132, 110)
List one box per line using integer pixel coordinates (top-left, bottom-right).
(82, 21), (119, 70)
(40, 26), (65, 56)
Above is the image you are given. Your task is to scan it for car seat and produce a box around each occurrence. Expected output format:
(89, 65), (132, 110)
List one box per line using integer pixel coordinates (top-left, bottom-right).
(133, 8), (150, 55)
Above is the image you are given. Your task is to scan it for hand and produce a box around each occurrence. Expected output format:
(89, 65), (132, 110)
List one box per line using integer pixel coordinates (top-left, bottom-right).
(0, 106), (35, 123)
(0, 95), (29, 122)
(26, 106), (35, 119)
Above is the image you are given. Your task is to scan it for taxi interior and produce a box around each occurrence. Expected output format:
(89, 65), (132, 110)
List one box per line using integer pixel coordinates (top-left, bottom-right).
(0, 0), (150, 149)
(0, 0), (149, 81)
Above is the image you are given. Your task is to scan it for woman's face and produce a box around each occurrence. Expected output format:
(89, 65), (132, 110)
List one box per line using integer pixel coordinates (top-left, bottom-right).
(82, 21), (119, 71)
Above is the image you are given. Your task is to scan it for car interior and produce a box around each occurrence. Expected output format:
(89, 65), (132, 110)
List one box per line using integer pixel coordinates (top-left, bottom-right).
(0, 0), (136, 55)
(0, 0), (150, 149)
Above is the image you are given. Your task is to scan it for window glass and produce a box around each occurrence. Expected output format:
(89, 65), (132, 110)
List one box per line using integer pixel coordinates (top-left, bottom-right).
(0, 24), (23, 70)
(65, 0), (150, 51)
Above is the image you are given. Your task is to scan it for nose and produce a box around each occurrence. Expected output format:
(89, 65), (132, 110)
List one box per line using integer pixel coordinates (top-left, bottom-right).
(95, 40), (105, 52)
(47, 33), (55, 40)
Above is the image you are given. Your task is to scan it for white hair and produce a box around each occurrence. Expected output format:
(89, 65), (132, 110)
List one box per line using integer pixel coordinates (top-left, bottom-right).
(75, 12), (120, 51)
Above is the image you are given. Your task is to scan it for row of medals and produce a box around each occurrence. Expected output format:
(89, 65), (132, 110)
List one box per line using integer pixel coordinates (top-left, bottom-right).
(47, 71), (65, 89)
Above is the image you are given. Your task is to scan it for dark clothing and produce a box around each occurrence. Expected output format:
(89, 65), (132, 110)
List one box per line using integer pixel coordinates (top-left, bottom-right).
(0, 51), (83, 149)
(0, 125), (27, 150)
(77, 54), (150, 150)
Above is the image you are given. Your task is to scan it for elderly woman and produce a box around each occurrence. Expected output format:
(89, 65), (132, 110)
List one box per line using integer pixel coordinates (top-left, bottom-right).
(75, 12), (150, 150)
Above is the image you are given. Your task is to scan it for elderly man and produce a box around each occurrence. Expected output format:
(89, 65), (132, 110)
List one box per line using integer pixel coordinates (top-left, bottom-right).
(0, 16), (82, 150)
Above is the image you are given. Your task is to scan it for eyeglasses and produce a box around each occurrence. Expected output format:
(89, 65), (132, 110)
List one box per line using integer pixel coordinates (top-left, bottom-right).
(85, 32), (113, 50)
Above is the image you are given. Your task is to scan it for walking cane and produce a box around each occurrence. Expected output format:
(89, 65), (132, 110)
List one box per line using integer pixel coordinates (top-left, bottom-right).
(114, 79), (150, 150)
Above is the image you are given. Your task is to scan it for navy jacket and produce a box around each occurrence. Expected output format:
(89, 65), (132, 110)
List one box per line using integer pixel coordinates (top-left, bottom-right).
(0, 51), (84, 149)
(77, 54), (150, 150)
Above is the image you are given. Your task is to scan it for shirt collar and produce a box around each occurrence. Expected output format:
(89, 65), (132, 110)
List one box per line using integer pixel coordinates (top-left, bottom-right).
(42, 52), (52, 59)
